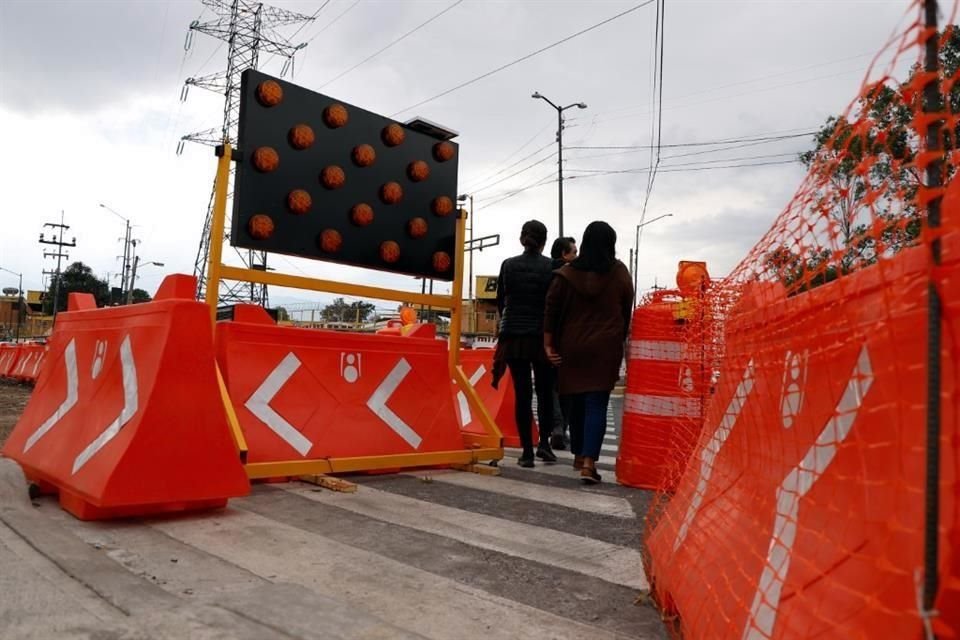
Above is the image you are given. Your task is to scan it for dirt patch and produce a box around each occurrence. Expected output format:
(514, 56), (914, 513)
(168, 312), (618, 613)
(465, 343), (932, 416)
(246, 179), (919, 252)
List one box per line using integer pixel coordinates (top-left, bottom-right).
(0, 383), (31, 446)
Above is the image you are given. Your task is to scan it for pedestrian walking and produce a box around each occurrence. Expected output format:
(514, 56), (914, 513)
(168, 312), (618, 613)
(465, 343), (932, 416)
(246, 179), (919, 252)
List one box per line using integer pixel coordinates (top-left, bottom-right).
(493, 220), (557, 467)
(544, 221), (633, 484)
(548, 236), (577, 451)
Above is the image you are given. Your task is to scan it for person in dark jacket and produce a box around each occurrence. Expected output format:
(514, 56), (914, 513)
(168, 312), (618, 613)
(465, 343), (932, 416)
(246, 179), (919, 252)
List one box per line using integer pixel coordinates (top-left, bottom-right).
(544, 221), (633, 484)
(548, 237), (577, 451)
(494, 220), (557, 467)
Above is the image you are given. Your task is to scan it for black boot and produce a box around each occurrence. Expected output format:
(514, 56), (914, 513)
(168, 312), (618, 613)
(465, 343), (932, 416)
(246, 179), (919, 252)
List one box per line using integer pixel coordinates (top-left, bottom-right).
(550, 433), (566, 450)
(517, 449), (535, 468)
(536, 442), (557, 463)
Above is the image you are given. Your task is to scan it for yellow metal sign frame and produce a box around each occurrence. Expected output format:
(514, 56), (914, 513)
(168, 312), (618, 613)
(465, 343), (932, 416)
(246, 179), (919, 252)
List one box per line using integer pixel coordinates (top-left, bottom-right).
(206, 144), (503, 479)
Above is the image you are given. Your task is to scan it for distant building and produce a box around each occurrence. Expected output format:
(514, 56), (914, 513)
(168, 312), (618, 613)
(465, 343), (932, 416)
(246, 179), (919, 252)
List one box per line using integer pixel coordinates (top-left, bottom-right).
(463, 275), (498, 336)
(0, 290), (50, 341)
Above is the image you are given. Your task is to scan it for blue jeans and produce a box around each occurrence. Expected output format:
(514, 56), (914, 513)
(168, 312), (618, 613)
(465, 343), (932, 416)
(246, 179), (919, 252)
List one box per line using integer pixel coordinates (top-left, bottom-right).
(568, 391), (610, 460)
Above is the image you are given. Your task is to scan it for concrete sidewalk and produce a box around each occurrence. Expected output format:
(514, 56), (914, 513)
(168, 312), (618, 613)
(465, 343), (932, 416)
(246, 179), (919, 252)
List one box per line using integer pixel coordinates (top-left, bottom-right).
(0, 452), (663, 640)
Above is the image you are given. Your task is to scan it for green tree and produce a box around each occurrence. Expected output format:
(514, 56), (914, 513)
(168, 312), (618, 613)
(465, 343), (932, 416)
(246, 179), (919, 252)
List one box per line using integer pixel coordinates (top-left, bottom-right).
(130, 288), (152, 304)
(44, 262), (110, 313)
(275, 306), (290, 321)
(321, 298), (375, 323)
(778, 26), (960, 291)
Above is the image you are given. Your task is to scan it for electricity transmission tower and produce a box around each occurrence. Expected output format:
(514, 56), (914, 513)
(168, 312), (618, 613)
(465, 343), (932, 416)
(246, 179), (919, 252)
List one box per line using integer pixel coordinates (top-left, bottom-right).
(178, 0), (315, 306)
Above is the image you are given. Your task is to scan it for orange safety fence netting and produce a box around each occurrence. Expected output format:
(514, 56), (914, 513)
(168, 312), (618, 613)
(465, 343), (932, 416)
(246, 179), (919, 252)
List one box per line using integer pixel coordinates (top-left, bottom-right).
(636, 2), (960, 638)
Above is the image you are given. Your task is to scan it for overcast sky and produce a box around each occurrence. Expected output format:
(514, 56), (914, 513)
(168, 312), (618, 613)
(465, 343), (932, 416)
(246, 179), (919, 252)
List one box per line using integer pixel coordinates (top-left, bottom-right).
(0, 0), (917, 314)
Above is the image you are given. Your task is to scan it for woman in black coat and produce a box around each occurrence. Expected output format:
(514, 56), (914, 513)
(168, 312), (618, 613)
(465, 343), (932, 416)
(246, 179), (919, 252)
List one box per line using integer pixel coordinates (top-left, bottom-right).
(493, 220), (557, 467)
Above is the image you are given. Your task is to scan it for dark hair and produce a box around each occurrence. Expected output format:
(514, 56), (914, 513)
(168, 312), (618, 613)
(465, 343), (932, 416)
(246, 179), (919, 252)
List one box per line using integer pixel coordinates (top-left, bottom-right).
(571, 221), (616, 272)
(550, 236), (576, 260)
(520, 220), (548, 251)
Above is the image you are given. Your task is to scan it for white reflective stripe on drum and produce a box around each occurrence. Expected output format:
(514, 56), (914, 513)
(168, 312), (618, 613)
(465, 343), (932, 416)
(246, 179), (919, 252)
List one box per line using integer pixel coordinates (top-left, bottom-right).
(629, 340), (683, 362)
(624, 393), (700, 418)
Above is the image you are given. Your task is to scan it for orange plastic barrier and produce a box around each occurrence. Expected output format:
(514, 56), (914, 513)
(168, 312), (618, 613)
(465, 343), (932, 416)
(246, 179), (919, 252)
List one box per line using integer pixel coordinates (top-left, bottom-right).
(644, 240), (959, 639)
(455, 348), (535, 449)
(0, 275), (250, 520)
(617, 291), (709, 491)
(0, 343), (20, 378)
(216, 305), (498, 477)
(9, 343), (46, 383)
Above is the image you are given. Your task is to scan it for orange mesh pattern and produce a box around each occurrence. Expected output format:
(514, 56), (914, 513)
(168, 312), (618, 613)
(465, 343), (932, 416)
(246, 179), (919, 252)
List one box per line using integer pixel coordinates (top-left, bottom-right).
(640, 3), (960, 638)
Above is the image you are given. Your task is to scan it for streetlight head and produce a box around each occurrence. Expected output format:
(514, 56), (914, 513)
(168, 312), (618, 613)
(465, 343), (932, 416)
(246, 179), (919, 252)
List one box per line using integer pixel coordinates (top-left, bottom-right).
(457, 194), (469, 202)
(531, 92), (541, 99)
(577, 103), (588, 109)
(153, 262), (165, 267)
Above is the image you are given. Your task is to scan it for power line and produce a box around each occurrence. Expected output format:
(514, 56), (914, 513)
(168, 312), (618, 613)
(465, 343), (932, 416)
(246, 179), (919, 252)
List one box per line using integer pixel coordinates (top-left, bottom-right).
(467, 142), (557, 192)
(567, 151), (800, 174)
(291, 0), (333, 40)
(461, 124), (552, 190)
(636, 0), (665, 277)
(471, 150), (558, 195)
(566, 131), (816, 151)
(568, 158), (798, 181)
(390, 0), (654, 117)
(583, 58), (914, 130)
(319, 0), (464, 89)
(476, 174), (557, 211)
(588, 50), (877, 122)
(259, 0), (334, 72)
(475, 158), (799, 213)
(306, 0), (363, 45)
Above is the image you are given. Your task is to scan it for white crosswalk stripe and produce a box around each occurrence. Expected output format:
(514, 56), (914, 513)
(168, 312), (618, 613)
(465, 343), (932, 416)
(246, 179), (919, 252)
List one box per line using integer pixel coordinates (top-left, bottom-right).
(0, 394), (662, 638)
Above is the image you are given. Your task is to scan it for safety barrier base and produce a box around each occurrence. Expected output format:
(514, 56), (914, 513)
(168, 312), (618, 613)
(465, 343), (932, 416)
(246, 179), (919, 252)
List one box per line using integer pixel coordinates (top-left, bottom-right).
(244, 447), (503, 479)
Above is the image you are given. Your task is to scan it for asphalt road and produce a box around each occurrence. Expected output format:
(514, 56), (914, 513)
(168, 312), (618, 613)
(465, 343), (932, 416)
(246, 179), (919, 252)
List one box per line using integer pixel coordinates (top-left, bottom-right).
(0, 384), (664, 640)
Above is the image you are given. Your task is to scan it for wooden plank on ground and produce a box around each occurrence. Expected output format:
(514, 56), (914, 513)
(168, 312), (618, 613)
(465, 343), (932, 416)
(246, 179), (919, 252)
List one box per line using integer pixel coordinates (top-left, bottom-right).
(298, 475), (358, 493)
(450, 463), (501, 476)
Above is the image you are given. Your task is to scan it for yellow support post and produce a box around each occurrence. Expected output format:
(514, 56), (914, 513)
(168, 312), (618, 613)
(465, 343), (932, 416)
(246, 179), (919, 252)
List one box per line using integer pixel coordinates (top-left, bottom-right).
(216, 362), (248, 463)
(205, 143), (232, 324)
(219, 265), (455, 309)
(448, 207), (503, 450)
(448, 208), (467, 375)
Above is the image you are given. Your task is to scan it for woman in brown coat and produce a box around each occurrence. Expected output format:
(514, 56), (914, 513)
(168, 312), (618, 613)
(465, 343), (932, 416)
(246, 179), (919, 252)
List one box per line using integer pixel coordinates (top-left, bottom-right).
(544, 221), (633, 484)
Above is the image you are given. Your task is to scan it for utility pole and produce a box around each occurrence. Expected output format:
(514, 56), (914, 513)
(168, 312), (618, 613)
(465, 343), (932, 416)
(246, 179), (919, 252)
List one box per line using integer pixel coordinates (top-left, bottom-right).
(532, 92), (587, 238)
(178, 0), (316, 307)
(99, 204), (134, 301)
(39, 211), (76, 318)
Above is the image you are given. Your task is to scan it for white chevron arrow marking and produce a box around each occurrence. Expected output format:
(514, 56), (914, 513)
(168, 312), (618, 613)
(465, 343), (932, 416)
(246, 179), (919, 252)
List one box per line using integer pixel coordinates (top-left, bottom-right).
(456, 364), (487, 427)
(743, 345), (874, 640)
(674, 360), (755, 552)
(245, 352), (313, 456)
(24, 339), (80, 452)
(367, 358), (422, 449)
(31, 351), (45, 377)
(13, 352), (33, 376)
(0, 350), (14, 373)
(72, 335), (140, 474)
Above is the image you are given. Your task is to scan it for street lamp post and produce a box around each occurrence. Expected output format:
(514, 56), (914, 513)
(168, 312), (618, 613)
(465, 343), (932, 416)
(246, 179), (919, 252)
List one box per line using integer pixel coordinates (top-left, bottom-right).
(0, 266), (23, 342)
(531, 92), (587, 238)
(99, 203), (133, 301)
(633, 213), (674, 296)
(125, 258), (165, 305)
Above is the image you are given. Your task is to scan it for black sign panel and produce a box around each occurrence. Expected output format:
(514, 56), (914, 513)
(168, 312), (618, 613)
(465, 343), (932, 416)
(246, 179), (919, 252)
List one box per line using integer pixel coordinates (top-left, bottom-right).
(232, 69), (459, 280)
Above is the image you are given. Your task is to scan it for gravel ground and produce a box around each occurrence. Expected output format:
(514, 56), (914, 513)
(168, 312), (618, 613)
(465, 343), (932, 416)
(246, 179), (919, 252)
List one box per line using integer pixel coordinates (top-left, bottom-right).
(0, 382), (30, 447)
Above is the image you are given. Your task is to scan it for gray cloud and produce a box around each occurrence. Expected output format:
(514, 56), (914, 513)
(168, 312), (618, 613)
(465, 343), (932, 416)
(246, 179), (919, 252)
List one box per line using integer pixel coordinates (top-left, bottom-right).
(0, 0), (917, 302)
